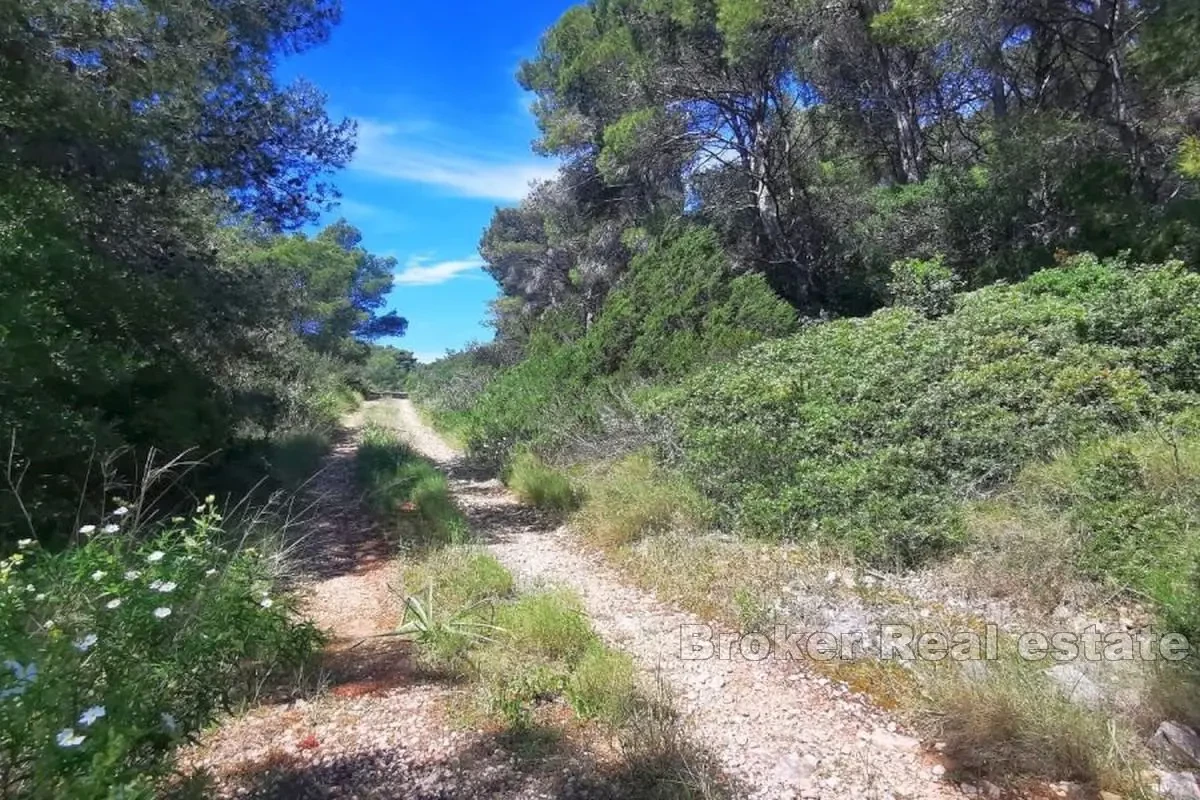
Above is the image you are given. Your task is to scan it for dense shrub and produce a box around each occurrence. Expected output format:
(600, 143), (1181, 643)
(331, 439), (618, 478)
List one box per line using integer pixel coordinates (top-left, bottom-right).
(658, 255), (1200, 566)
(0, 503), (322, 797)
(445, 227), (797, 460)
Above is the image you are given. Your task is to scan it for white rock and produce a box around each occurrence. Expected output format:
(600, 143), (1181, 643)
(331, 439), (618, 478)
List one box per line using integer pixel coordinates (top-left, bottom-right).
(1152, 722), (1200, 768)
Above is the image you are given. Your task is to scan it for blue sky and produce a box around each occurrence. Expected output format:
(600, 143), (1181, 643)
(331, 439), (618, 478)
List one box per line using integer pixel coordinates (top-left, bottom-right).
(278, 0), (570, 362)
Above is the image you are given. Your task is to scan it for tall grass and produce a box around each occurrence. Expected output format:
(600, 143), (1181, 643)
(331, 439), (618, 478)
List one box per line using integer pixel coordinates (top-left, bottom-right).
(504, 451), (579, 512)
(355, 423), (467, 545)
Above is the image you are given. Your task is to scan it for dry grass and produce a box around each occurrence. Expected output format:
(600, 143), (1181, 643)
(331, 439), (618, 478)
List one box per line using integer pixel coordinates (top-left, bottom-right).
(574, 452), (711, 549)
(919, 658), (1147, 794)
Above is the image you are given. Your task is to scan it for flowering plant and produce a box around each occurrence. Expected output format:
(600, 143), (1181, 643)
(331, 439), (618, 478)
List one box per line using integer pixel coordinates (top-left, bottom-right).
(0, 500), (322, 796)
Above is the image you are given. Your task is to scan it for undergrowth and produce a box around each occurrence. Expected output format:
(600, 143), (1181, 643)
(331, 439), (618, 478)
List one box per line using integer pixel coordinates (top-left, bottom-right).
(355, 423), (467, 545)
(0, 501), (322, 797)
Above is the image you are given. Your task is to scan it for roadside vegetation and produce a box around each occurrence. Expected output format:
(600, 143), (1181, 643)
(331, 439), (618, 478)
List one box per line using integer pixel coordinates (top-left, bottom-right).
(354, 419), (729, 798)
(408, 4), (1200, 790)
(0, 499), (323, 797)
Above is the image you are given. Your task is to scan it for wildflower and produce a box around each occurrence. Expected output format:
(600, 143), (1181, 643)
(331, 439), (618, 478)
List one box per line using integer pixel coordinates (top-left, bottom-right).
(160, 712), (179, 733)
(204, 568), (218, 577)
(73, 633), (98, 652)
(153, 607), (171, 619)
(204, 494), (215, 505)
(148, 580), (163, 590)
(78, 706), (106, 727)
(156, 581), (176, 593)
(105, 598), (121, 610)
(16, 539), (34, 549)
(195, 504), (205, 513)
(124, 570), (141, 580)
(91, 570), (106, 582)
(101, 524), (119, 534)
(25, 584), (35, 592)
(260, 597), (274, 609)
(56, 728), (86, 748)
(34, 593), (45, 602)
(113, 506), (129, 517)
(78, 525), (96, 535)
(146, 551), (165, 563)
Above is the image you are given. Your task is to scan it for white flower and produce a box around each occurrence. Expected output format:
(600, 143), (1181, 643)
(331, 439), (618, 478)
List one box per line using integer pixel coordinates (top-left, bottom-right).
(160, 712), (179, 733)
(78, 525), (96, 535)
(146, 551), (165, 563)
(105, 598), (121, 609)
(204, 569), (218, 577)
(259, 597), (274, 609)
(25, 584), (35, 592)
(204, 494), (215, 505)
(153, 607), (171, 619)
(195, 504), (205, 513)
(101, 524), (119, 534)
(78, 705), (106, 726)
(56, 728), (86, 748)
(91, 571), (106, 582)
(73, 633), (98, 652)
(16, 539), (34, 549)
(112, 506), (129, 516)
(124, 570), (141, 580)
(156, 581), (176, 593)
(148, 580), (163, 591)
(34, 593), (45, 602)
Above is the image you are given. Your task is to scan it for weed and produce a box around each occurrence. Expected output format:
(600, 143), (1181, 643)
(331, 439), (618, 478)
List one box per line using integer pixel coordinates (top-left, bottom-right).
(566, 644), (638, 725)
(505, 451), (578, 511)
(575, 453), (710, 549)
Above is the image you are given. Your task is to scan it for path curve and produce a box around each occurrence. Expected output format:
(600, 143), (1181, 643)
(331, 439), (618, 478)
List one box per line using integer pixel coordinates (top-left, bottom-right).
(386, 399), (965, 800)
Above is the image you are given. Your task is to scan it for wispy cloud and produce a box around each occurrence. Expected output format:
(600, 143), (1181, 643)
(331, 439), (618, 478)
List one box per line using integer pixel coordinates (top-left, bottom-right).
(352, 120), (557, 202)
(394, 255), (487, 286)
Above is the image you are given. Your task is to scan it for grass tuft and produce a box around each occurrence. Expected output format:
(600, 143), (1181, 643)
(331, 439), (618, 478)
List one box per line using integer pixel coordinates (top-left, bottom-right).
(505, 451), (579, 511)
(575, 452), (710, 549)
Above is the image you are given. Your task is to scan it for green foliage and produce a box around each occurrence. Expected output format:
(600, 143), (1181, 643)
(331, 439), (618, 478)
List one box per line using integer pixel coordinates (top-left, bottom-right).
(565, 644), (638, 725)
(659, 255), (1196, 566)
(888, 256), (960, 318)
(991, 419), (1200, 640)
(355, 425), (466, 544)
(0, 0), (406, 543)
(0, 504), (322, 797)
(359, 346), (418, 393)
(453, 227), (797, 460)
(505, 452), (579, 511)
(494, 590), (595, 665)
(574, 453), (710, 549)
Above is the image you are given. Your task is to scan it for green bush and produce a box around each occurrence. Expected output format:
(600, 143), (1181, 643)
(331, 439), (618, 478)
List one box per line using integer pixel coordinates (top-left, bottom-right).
(566, 644), (638, 725)
(506, 452), (579, 511)
(0, 502), (322, 797)
(449, 227), (797, 461)
(658, 255), (1198, 566)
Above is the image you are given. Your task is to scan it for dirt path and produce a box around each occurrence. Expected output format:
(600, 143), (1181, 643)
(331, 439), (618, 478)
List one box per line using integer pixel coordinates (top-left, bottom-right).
(386, 399), (966, 800)
(182, 419), (624, 799)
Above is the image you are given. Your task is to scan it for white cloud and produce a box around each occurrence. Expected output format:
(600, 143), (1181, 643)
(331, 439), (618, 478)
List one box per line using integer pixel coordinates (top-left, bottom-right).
(394, 255), (487, 286)
(352, 120), (558, 202)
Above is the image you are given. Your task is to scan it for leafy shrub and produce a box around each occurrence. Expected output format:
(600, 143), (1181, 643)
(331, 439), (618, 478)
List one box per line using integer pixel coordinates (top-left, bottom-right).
(983, 418), (1200, 639)
(505, 452), (579, 511)
(888, 256), (960, 317)
(0, 502), (322, 797)
(440, 227), (796, 461)
(658, 255), (1198, 566)
(574, 452), (710, 549)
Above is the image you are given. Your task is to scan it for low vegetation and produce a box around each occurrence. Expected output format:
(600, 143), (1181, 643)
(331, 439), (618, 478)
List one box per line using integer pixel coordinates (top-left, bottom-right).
(0, 501), (322, 796)
(504, 452), (579, 512)
(355, 423), (467, 545)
